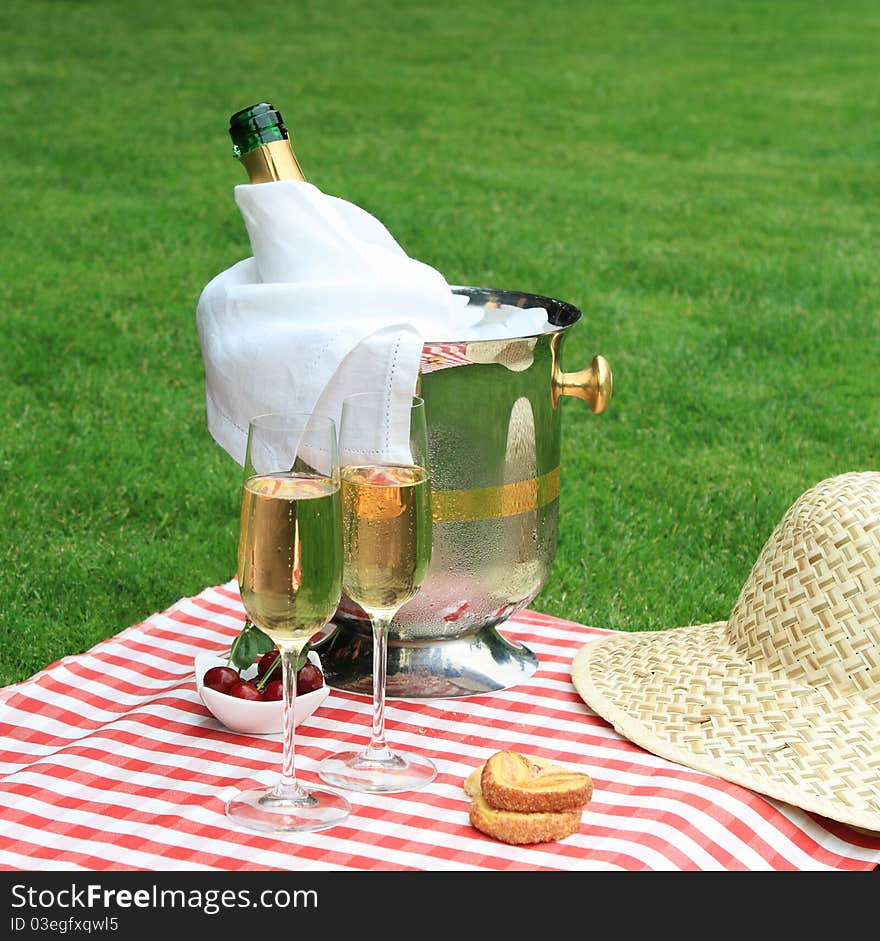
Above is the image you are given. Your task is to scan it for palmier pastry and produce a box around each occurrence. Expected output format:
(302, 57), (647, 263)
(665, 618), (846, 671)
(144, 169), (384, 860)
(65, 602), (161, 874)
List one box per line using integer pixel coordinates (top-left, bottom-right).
(481, 750), (593, 813)
(468, 788), (582, 845)
(463, 751), (592, 845)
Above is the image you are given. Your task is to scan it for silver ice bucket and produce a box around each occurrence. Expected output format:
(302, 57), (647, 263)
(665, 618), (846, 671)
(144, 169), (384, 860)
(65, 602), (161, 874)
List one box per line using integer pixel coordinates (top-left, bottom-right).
(314, 286), (611, 698)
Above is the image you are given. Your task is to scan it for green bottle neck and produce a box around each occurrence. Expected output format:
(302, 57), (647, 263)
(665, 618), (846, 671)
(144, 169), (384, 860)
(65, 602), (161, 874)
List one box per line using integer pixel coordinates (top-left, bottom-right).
(229, 103), (306, 182)
(229, 103), (287, 157)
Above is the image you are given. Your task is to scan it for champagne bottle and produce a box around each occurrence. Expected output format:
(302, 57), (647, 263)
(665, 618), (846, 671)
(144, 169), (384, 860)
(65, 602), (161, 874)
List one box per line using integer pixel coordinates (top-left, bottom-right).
(228, 102), (306, 183)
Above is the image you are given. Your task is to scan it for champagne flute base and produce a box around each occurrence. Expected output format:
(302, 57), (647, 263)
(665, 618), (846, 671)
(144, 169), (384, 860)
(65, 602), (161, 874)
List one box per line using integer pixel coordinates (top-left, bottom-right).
(318, 749), (437, 793)
(226, 785), (350, 833)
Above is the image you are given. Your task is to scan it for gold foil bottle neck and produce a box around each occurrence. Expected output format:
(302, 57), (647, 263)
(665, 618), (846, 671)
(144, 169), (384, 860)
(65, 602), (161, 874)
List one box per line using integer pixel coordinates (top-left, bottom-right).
(238, 138), (306, 183)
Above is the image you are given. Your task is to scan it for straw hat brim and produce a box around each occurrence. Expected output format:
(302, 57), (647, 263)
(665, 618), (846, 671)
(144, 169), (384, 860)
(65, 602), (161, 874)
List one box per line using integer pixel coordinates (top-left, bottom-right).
(571, 620), (880, 832)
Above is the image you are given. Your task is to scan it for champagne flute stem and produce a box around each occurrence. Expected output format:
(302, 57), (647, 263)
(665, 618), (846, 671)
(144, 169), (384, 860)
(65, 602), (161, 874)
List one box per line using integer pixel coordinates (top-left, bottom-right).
(364, 615), (394, 761)
(272, 645), (309, 800)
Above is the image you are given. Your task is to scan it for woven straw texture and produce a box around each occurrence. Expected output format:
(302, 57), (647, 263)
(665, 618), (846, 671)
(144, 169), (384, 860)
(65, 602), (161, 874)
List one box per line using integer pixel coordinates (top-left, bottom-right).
(571, 472), (880, 832)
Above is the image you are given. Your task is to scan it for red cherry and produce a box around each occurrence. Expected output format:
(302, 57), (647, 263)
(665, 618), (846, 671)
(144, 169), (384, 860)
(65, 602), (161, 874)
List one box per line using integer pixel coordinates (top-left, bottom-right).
(297, 662), (324, 695)
(262, 679), (284, 701)
(257, 648), (281, 679)
(203, 666), (240, 692)
(226, 680), (263, 701)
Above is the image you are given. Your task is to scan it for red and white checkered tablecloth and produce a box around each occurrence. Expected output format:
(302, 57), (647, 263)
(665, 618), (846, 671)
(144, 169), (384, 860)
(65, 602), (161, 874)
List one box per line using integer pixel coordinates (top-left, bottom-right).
(1, 581), (878, 872)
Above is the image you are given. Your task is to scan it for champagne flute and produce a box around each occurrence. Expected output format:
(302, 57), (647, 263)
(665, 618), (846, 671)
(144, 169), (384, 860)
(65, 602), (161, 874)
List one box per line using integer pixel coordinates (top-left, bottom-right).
(226, 412), (350, 832)
(319, 394), (437, 792)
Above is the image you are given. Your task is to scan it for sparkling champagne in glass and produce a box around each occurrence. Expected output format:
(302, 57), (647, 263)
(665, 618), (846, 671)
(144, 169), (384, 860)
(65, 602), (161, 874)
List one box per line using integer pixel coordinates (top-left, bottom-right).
(319, 395), (437, 792)
(226, 412), (350, 832)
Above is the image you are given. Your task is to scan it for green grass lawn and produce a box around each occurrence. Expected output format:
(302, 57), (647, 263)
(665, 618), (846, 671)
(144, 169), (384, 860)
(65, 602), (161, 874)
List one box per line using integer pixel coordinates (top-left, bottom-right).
(1, 0), (878, 685)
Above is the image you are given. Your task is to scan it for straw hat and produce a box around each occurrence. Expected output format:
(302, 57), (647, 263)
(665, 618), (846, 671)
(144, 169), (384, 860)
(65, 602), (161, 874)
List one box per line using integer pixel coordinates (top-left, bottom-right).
(571, 471), (880, 831)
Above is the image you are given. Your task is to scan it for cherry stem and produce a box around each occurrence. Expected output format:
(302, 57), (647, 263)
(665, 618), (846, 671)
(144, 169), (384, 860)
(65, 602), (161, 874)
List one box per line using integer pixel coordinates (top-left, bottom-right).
(254, 645), (309, 691)
(255, 653), (280, 690)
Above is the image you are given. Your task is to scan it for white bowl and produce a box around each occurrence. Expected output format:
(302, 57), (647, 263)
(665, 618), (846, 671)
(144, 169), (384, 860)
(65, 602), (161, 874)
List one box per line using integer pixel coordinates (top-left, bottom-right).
(195, 649), (330, 735)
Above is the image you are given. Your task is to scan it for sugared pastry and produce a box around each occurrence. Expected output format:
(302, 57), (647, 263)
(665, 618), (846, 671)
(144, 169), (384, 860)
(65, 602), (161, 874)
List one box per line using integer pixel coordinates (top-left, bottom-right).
(463, 750), (593, 845)
(481, 750), (593, 813)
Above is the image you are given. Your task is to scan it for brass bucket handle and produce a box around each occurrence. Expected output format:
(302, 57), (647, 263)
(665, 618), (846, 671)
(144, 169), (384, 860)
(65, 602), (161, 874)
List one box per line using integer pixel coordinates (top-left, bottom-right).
(551, 353), (612, 413)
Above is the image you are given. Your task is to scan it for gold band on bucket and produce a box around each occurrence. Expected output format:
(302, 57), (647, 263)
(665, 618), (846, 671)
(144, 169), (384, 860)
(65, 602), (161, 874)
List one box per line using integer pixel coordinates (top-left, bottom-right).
(431, 467), (560, 523)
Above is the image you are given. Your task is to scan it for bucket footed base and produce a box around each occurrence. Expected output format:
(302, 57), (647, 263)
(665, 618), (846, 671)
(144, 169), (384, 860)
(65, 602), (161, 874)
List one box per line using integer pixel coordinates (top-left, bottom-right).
(313, 622), (539, 699)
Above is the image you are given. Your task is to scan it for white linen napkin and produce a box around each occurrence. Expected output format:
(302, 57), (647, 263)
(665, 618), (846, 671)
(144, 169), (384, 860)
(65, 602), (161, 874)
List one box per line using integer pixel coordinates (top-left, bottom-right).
(196, 179), (549, 467)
